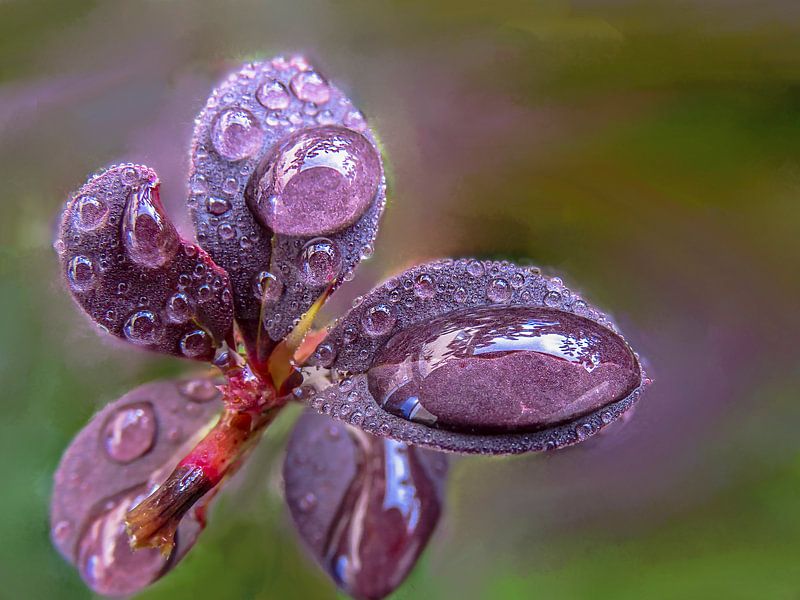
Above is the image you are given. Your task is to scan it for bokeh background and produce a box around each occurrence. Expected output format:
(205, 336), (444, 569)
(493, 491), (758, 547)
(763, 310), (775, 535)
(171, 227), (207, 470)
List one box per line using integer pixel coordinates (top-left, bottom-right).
(2, 1), (799, 598)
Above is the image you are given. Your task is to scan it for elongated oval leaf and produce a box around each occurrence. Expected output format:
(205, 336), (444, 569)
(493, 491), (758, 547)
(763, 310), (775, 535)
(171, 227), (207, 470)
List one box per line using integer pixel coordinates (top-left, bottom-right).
(303, 259), (649, 454)
(283, 411), (446, 600)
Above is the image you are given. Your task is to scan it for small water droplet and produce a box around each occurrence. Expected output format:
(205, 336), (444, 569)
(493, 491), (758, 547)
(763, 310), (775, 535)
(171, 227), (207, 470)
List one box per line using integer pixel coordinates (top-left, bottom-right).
(53, 520), (73, 543)
(253, 271), (283, 304)
(298, 238), (341, 286)
(74, 195), (108, 231)
(297, 492), (318, 513)
(343, 110), (366, 131)
(218, 223), (235, 240)
(544, 291), (562, 307)
(256, 79), (291, 110)
(413, 273), (435, 299)
(212, 108), (264, 161)
(102, 403), (157, 463)
(67, 255), (96, 291)
(222, 177), (239, 195)
(312, 342), (336, 367)
(487, 278), (512, 303)
(290, 71), (331, 104)
(123, 310), (160, 345)
(454, 286), (467, 303)
(207, 197), (231, 215)
(179, 379), (219, 403)
(180, 329), (214, 359)
(466, 260), (484, 277)
(166, 292), (192, 323)
(361, 304), (396, 337)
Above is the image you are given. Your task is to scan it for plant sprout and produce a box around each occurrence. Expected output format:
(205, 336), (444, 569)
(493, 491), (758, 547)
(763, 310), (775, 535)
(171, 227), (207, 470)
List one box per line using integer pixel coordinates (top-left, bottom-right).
(50, 55), (649, 600)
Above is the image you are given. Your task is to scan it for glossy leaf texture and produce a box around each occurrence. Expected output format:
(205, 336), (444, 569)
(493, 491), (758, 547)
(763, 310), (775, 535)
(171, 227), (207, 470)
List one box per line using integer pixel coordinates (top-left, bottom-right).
(302, 259), (649, 454)
(56, 164), (235, 361)
(50, 378), (223, 597)
(188, 56), (386, 364)
(283, 411), (447, 600)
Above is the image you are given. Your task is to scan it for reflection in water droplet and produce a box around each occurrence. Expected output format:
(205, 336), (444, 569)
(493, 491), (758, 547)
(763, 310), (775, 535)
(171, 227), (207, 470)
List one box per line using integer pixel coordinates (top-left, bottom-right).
(206, 197), (231, 215)
(180, 329), (214, 359)
(368, 306), (640, 433)
(361, 304), (396, 337)
(486, 277), (511, 303)
(212, 108), (264, 161)
(67, 256), (96, 291)
(102, 402), (157, 463)
(290, 71), (330, 104)
(298, 238), (341, 286)
(122, 184), (178, 268)
(544, 291), (562, 307)
(256, 79), (291, 110)
(253, 271), (283, 304)
(322, 435), (442, 600)
(247, 126), (380, 236)
(166, 292), (192, 323)
(466, 260), (484, 277)
(218, 223), (235, 240)
(413, 274), (435, 299)
(123, 310), (160, 345)
(74, 195), (108, 231)
(77, 490), (168, 596)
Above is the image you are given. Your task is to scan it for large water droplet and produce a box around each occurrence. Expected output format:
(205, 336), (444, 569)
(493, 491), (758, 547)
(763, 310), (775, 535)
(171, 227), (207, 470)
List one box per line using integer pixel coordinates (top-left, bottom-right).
(73, 195), (108, 231)
(77, 490), (168, 596)
(212, 108), (264, 161)
(246, 126), (380, 236)
(290, 71), (330, 104)
(298, 238), (341, 286)
(367, 306), (640, 433)
(123, 310), (161, 345)
(67, 256), (96, 291)
(102, 402), (157, 463)
(122, 184), (178, 268)
(256, 79), (291, 110)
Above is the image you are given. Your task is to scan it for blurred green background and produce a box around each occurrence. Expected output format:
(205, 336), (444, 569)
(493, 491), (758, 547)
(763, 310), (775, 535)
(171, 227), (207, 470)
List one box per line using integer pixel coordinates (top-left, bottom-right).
(1, 0), (799, 598)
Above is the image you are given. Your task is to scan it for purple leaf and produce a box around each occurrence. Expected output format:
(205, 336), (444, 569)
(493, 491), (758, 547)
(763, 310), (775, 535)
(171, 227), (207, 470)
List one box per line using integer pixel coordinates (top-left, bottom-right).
(283, 411), (446, 600)
(50, 378), (223, 597)
(303, 259), (649, 454)
(188, 56), (386, 364)
(55, 164), (234, 361)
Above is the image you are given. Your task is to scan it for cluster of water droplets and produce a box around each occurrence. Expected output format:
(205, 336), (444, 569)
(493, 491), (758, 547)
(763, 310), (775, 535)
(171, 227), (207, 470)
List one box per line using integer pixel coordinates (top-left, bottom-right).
(309, 258), (614, 375)
(188, 55), (386, 345)
(298, 259), (646, 454)
(57, 164), (234, 361)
